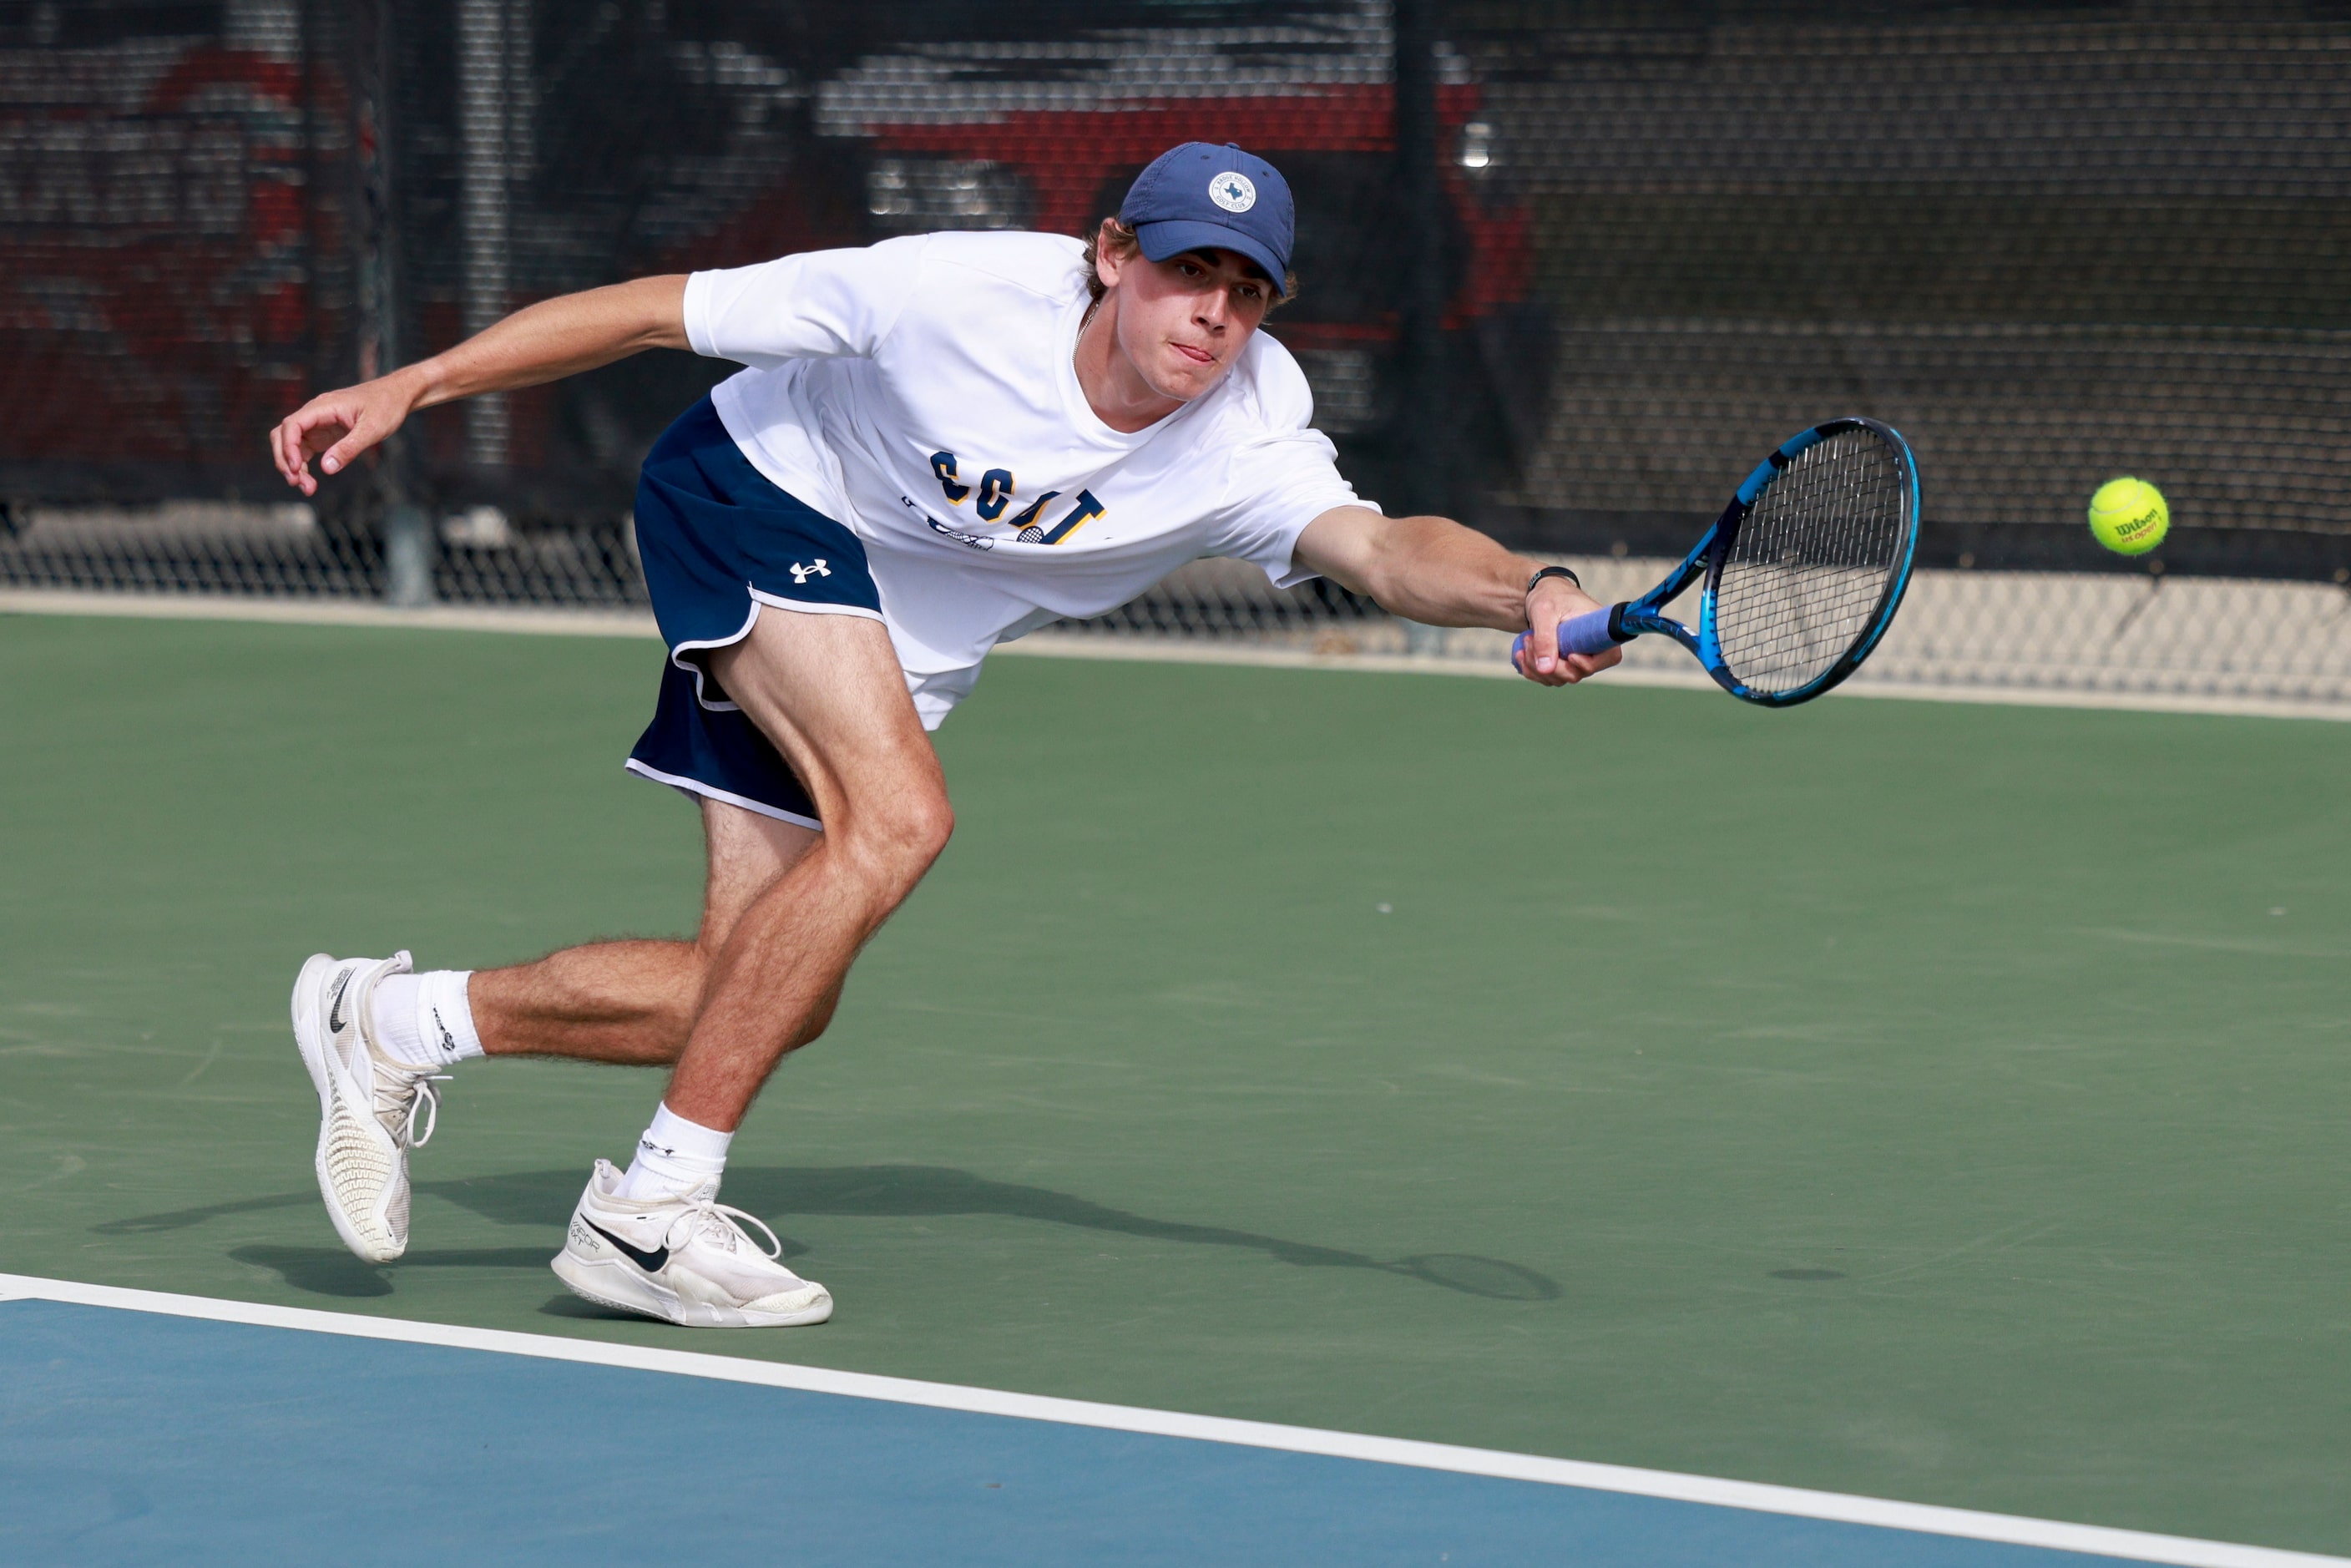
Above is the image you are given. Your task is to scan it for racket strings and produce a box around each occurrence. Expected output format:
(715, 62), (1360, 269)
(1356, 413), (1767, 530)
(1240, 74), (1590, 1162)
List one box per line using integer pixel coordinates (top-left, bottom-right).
(1713, 427), (1909, 696)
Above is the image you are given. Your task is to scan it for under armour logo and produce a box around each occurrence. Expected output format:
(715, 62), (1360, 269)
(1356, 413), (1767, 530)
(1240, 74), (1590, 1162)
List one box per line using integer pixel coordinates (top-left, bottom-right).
(789, 559), (830, 584)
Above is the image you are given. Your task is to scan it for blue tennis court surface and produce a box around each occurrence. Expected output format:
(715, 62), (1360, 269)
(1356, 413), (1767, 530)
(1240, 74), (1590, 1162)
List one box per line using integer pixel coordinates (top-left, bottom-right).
(2, 1284), (2313, 1567)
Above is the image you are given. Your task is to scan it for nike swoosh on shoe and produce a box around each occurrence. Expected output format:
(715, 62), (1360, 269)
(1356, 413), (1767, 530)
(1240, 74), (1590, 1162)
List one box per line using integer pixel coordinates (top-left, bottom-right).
(585, 1219), (669, 1272)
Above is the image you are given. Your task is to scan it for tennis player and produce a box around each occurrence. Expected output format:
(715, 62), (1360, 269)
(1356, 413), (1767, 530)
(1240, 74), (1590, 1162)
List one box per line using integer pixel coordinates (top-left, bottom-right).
(269, 142), (1618, 1328)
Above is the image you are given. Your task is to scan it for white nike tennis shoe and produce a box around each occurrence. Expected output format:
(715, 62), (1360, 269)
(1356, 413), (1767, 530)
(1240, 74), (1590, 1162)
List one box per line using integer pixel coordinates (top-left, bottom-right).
(291, 951), (447, 1264)
(551, 1160), (833, 1328)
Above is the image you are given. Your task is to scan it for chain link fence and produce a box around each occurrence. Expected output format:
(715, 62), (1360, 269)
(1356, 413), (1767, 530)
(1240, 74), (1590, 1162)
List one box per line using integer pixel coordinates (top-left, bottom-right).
(1045, 554), (2351, 710)
(2, 1), (2345, 710)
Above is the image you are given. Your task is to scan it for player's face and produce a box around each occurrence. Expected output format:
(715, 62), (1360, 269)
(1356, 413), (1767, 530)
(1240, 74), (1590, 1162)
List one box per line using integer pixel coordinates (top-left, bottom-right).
(1111, 248), (1275, 402)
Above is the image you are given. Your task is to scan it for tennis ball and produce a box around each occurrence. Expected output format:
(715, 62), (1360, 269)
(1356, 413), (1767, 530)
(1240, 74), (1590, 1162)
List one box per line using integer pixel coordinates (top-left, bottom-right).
(2087, 477), (2169, 556)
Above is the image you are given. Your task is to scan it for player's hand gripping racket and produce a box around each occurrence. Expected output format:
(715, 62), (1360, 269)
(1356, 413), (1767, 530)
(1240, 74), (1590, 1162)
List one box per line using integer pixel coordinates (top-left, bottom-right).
(1515, 418), (1922, 706)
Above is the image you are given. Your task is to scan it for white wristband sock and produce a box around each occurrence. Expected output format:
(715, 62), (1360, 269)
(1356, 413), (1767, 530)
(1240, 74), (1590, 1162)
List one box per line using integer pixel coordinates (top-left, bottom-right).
(370, 970), (483, 1070)
(617, 1102), (733, 1201)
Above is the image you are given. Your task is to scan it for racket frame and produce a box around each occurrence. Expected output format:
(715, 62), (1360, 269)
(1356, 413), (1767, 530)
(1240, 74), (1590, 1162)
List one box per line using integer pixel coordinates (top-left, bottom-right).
(1600, 417), (1921, 707)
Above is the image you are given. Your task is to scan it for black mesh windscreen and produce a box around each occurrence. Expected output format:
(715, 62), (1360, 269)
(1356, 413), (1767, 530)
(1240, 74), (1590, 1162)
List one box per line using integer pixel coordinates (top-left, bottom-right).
(3, 0), (2348, 606)
(1715, 425), (1912, 700)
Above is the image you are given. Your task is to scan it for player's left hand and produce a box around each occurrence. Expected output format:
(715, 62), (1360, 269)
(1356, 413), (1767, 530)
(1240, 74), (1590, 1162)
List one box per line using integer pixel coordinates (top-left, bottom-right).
(1517, 576), (1621, 686)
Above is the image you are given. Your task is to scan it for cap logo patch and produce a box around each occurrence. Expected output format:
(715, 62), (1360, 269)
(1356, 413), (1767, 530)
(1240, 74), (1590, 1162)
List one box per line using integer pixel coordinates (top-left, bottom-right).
(1208, 172), (1257, 213)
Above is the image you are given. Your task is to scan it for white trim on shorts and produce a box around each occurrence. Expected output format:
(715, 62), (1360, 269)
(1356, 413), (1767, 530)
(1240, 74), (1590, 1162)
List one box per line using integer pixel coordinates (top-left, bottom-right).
(668, 593), (888, 713)
(746, 588), (887, 622)
(622, 758), (823, 832)
(668, 600), (761, 712)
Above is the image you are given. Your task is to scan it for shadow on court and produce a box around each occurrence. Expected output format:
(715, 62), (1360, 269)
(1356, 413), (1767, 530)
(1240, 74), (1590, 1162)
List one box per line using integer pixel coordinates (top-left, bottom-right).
(222, 1245), (560, 1298)
(99, 1165), (1560, 1303)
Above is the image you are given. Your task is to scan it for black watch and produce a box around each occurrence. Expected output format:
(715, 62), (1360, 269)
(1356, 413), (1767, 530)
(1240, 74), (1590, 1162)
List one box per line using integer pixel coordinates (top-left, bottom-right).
(1524, 565), (1581, 622)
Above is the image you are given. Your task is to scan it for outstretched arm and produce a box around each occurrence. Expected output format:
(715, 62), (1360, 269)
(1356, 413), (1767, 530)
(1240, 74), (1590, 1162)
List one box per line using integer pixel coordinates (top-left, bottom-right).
(269, 275), (691, 496)
(1292, 505), (1621, 686)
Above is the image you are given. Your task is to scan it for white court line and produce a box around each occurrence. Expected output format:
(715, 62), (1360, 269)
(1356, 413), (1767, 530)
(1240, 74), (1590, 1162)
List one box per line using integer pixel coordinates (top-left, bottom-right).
(998, 634), (2351, 721)
(3, 589), (2343, 722)
(2, 1272), (2340, 1567)
(8, 588), (2346, 722)
(0, 588), (660, 640)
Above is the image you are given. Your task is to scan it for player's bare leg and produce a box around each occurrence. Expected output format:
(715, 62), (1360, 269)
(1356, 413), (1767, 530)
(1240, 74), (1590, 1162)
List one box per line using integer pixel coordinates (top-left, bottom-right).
(468, 606), (945, 1090)
(548, 605), (950, 1326)
(662, 606), (952, 1125)
(467, 802), (820, 1067)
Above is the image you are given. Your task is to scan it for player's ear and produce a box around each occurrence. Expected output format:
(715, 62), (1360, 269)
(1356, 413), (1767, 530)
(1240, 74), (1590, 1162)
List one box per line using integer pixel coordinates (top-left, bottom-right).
(1094, 219), (1129, 290)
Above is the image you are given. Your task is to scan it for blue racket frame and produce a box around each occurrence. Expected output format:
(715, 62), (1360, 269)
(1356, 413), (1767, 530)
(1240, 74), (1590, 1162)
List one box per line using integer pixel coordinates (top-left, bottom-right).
(1516, 417), (1922, 707)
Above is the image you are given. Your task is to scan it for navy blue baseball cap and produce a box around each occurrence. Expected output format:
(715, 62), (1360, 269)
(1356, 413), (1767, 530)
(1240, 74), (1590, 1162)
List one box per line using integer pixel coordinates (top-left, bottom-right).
(1118, 142), (1294, 297)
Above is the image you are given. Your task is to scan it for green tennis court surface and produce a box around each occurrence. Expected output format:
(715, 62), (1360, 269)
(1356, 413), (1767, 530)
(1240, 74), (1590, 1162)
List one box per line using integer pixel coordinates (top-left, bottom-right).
(3, 613), (2346, 1556)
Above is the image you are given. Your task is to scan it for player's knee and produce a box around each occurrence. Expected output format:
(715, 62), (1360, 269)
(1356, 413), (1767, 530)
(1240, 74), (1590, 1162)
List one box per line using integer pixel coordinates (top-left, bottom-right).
(839, 789), (953, 893)
(890, 790), (956, 875)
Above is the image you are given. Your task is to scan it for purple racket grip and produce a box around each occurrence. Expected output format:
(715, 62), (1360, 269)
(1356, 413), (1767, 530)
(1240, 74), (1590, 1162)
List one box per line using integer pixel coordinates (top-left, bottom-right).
(1510, 607), (1621, 671)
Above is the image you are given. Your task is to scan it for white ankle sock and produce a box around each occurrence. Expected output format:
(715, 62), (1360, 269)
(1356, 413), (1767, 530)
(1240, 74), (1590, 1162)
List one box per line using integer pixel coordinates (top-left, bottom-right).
(617, 1103), (732, 1201)
(370, 970), (483, 1069)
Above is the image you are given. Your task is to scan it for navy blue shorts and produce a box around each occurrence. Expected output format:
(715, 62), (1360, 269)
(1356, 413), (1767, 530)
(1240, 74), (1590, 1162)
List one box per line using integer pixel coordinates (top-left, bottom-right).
(624, 397), (882, 830)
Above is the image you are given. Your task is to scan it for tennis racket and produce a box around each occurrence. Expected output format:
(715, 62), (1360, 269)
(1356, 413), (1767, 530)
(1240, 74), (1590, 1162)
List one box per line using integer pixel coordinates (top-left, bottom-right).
(1514, 418), (1921, 706)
